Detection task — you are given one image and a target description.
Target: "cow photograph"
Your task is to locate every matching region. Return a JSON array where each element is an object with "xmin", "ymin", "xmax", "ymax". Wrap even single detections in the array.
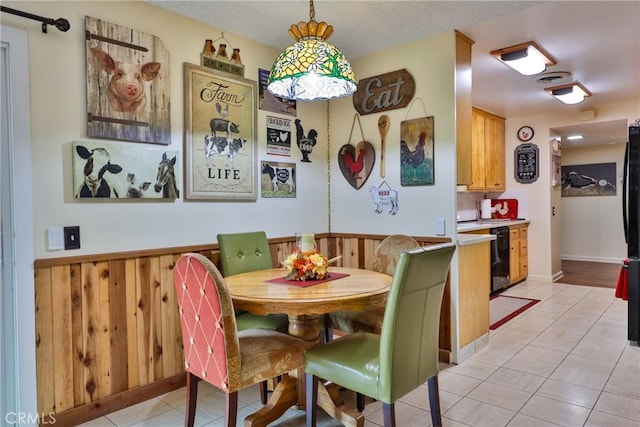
[
  {"xmin": 261, "ymin": 161, "xmax": 296, "ymax": 198},
  {"xmin": 85, "ymin": 16, "xmax": 171, "ymax": 144},
  {"xmin": 184, "ymin": 63, "xmax": 258, "ymax": 200},
  {"xmin": 72, "ymin": 141, "xmax": 179, "ymax": 200}
]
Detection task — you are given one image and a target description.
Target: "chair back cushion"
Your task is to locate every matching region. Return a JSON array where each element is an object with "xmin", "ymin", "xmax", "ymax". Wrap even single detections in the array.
[
  {"xmin": 217, "ymin": 231, "xmax": 274, "ymax": 276},
  {"xmin": 378, "ymin": 243, "xmax": 455, "ymax": 402},
  {"xmin": 174, "ymin": 253, "xmax": 241, "ymax": 391},
  {"xmin": 372, "ymin": 234, "xmax": 420, "ymax": 275}
]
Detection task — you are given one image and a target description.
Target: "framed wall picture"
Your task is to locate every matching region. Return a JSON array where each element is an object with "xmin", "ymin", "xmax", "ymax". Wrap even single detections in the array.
[
  {"xmin": 85, "ymin": 16, "xmax": 171, "ymax": 144},
  {"xmin": 561, "ymin": 162, "xmax": 617, "ymax": 197},
  {"xmin": 184, "ymin": 63, "xmax": 258, "ymax": 200},
  {"xmin": 400, "ymin": 116, "xmax": 434, "ymax": 186},
  {"xmin": 72, "ymin": 140, "xmax": 179, "ymax": 199}
]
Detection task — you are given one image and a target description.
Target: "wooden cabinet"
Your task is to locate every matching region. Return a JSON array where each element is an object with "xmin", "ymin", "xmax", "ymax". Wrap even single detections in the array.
[
  {"xmin": 509, "ymin": 224, "xmax": 529, "ymax": 284},
  {"xmin": 468, "ymin": 107, "xmax": 505, "ymax": 192},
  {"xmin": 458, "ymin": 240, "xmax": 490, "ymax": 348},
  {"xmin": 455, "ymin": 31, "xmax": 474, "ymax": 186}
]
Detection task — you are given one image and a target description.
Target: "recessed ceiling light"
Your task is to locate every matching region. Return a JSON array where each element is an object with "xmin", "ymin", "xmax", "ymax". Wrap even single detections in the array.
[{"xmin": 566, "ymin": 135, "xmax": 584, "ymax": 140}]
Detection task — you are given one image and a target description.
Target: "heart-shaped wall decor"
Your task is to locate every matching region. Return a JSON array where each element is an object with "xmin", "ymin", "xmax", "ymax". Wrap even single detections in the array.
[{"xmin": 338, "ymin": 140, "xmax": 376, "ymax": 190}]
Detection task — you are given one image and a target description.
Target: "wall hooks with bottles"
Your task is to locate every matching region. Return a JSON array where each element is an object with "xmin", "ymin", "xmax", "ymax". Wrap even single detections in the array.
[{"xmin": 200, "ymin": 32, "xmax": 245, "ymax": 76}]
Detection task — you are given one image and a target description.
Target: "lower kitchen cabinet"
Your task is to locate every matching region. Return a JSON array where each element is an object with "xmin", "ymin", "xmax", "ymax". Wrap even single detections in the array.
[
  {"xmin": 510, "ymin": 224, "xmax": 529, "ymax": 284},
  {"xmin": 458, "ymin": 240, "xmax": 490, "ymax": 348}
]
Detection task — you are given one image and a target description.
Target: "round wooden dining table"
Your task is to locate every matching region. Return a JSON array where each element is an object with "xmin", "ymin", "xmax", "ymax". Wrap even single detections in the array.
[{"xmin": 224, "ymin": 266, "xmax": 391, "ymax": 427}]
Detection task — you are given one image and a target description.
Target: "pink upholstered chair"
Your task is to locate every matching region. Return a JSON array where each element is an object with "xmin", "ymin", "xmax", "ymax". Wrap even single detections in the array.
[{"xmin": 174, "ymin": 253, "xmax": 311, "ymax": 427}]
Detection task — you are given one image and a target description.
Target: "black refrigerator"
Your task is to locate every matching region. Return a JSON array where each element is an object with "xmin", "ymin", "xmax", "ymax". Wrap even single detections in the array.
[{"xmin": 623, "ymin": 123, "xmax": 640, "ymax": 344}]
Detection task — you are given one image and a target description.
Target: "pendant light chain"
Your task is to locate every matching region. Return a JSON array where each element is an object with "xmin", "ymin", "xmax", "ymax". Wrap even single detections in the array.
[
  {"xmin": 309, "ymin": 0, "xmax": 315, "ymax": 21},
  {"xmin": 326, "ymin": 101, "xmax": 332, "ymax": 233}
]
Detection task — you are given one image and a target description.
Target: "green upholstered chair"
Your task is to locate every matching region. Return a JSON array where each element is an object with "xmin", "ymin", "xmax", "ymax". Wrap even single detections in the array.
[
  {"xmin": 216, "ymin": 231, "xmax": 290, "ymax": 403},
  {"xmin": 173, "ymin": 253, "xmax": 311, "ymax": 427},
  {"xmin": 216, "ymin": 231, "xmax": 289, "ymax": 332},
  {"xmin": 304, "ymin": 243, "xmax": 456, "ymax": 427}
]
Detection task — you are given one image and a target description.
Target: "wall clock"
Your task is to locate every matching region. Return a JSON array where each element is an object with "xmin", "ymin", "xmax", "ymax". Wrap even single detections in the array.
[{"xmin": 517, "ymin": 126, "xmax": 534, "ymax": 142}]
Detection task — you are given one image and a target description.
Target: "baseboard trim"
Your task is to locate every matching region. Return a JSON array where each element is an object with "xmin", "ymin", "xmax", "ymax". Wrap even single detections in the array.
[
  {"xmin": 552, "ymin": 271, "xmax": 564, "ymax": 282},
  {"xmin": 50, "ymin": 373, "xmax": 186, "ymax": 427},
  {"xmin": 561, "ymin": 256, "xmax": 623, "ymax": 264}
]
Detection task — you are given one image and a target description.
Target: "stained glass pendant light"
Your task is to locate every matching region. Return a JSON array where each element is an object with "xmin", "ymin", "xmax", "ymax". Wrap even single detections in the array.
[{"xmin": 267, "ymin": 0, "xmax": 357, "ymax": 101}]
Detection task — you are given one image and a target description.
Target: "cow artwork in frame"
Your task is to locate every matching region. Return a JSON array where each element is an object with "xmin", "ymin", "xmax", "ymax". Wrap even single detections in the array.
[
  {"xmin": 184, "ymin": 63, "xmax": 258, "ymax": 200},
  {"xmin": 85, "ymin": 16, "xmax": 171, "ymax": 144},
  {"xmin": 72, "ymin": 141, "xmax": 179, "ymax": 199},
  {"xmin": 261, "ymin": 161, "xmax": 296, "ymax": 198}
]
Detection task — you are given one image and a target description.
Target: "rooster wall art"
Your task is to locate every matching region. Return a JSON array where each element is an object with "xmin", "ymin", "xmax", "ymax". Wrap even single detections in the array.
[
  {"xmin": 294, "ymin": 119, "xmax": 317, "ymax": 162},
  {"xmin": 400, "ymin": 116, "xmax": 434, "ymax": 186},
  {"xmin": 338, "ymin": 140, "xmax": 375, "ymax": 190}
]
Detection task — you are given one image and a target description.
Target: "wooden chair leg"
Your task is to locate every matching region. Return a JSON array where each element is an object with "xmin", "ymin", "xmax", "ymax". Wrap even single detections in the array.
[
  {"xmin": 382, "ymin": 403, "xmax": 396, "ymax": 427},
  {"xmin": 356, "ymin": 393, "xmax": 365, "ymax": 411},
  {"xmin": 323, "ymin": 314, "xmax": 333, "ymax": 343},
  {"xmin": 259, "ymin": 380, "xmax": 268, "ymax": 404},
  {"xmin": 225, "ymin": 391, "xmax": 238, "ymax": 427},
  {"xmin": 185, "ymin": 372, "xmax": 199, "ymax": 427},
  {"xmin": 427, "ymin": 376, "xmax": 442, "ymax": 427},
  {"xmin": 305, "ymin": 373, "xmax": 318, "ymax": 426}
]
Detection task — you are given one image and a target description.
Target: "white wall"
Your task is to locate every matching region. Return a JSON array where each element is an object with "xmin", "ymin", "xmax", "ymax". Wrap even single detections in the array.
[
  {"xmin": 505, "ymin": 101, "xmax": 639, "ymax": 280},
  {"xmin": 329, "ymin": 32, "xmax": 458, "ymax": 237},
  {"xmin": 3, "ymin": 0, "xmax": 462, "ymax": 261},
  {"xmin": 561, "ymin": 143, "xmax": 626, "ymax": 263},
  {"xmin": 2, "ymin": 0, "xmax": 328, "ymax": 259}
]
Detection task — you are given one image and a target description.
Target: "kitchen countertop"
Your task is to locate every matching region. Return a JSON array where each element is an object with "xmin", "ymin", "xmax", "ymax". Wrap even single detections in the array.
[
  {"xmin": 455, "ymin": 219, "xmax": 530, "ymax": 246},
  {"xmin": 457, "ymin": 233, "xmax": 495, "ymax": 246},
  {"xmin": 456, "ymin": 219, "xmax": 530, "ymax": 233}
]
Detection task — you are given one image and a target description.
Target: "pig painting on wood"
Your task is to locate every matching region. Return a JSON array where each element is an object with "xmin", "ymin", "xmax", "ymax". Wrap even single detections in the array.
[
  {"xmin": 91, "ymin": 47, "xmax": 161, "ymax": 116},
  {"xmin": 86, "ymin": 16, "xmax": 171, "ymax": 144}
]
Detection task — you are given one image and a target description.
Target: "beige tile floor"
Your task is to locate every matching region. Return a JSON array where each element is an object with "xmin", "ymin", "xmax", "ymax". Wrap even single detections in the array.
[{"xmin": 80, "ymin": 279, "xmax": 639, "ymax": 426}]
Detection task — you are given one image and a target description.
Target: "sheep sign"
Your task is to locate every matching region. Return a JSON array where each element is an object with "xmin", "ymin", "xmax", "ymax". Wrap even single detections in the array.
[
  {"xmin": 85, "ymin": 16, "xmax": 171, "ymax": 144},
  {"xmin": 370, "ymin": 181, "xmax": 399, "ymax": 215}
]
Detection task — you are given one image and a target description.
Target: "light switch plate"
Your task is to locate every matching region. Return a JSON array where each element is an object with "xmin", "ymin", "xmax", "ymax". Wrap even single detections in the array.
[
  {"xmin": 47, "ymin": 227, "xmax": 64, "ymax": 251},
  {"xmin": 436, "ymin": 218, "xmax": 446, "ymax": 236}
]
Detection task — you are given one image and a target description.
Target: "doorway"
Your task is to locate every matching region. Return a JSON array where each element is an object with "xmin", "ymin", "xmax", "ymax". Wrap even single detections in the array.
[
  {"xmin": 551, "ymin": 119, "xmax": 628, "ymax": 286},
  {"xmin": 1, "ymin": 24, "xmax": 37, "ymax": 421}
]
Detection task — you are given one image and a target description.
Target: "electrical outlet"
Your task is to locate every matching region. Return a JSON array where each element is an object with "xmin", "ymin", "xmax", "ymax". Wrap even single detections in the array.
[
  {"xmin": 436, "ymin": 218, "xmax": 446, "ymax": 236},
  {"xmin": 64, "ymin": 226, "xmax": 81, "ymax": 250}
]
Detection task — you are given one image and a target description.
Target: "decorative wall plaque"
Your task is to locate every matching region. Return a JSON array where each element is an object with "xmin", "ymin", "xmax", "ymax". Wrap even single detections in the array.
[
  {"xmin": 352, "ymin": 69, "xmax": 415, "ymax": 115},
  {"xmin": 514, "ymin": 143, "xmax": 539, "ymax": 183}
]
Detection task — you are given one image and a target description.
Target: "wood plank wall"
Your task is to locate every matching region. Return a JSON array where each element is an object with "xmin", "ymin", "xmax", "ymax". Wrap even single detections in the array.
[{"xmin": 34, "ymin": 233, "xmax": 450, "ymax": 426}]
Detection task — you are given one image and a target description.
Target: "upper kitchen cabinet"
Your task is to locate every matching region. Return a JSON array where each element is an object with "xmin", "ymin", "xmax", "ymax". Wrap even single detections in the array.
[
  {"xmin": 468, "ymin": 107, "xmax": 505, "ymax": 192},
  {"xmin": 456, "ymin": 31, "xmax": 474, "ymax": 186}
]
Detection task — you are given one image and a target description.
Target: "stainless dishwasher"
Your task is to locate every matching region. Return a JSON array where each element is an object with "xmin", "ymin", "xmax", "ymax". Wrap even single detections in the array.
[{"xmin": 490, "ymin": 227, "xmax": 510, "ymax": 293}]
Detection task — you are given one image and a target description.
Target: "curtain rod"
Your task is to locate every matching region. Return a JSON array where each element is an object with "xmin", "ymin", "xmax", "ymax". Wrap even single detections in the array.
[{"xmin": 1, "ymin": 6, "xmax": 70, "ymax": 33}]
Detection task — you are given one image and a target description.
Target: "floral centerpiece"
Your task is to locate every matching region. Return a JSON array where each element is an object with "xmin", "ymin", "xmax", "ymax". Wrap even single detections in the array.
[{"xmin": 283, "ymin": 251, "xmax": 329, "ymax": 281}]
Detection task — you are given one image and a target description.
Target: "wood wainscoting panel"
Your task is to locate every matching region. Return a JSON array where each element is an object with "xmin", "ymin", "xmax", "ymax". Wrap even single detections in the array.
[
  {"xmin": 35, "ymin": 265, "xmax": 55, "ymax": 414},
  {"xmin": 34, "ymin": 233, "xmax": 450, "ymax": 425}
]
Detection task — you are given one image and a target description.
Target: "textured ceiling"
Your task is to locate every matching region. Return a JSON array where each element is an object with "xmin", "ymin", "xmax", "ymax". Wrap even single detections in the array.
[
  {"xmin": 147, "ymin": 0, "xmax": 639, "ymax": 146},
  {"xmin": 147, "ymin": 1, "xmax": 540, "ymax": 59}
]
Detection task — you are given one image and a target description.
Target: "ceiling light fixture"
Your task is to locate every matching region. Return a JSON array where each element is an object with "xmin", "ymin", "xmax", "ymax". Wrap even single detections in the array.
[
  {"xmin": 266, "ymin": 0, "xmax": 357, "ymax": 101},
  {"xmin": 566, "ymin": 135, "xmax": 584, "ymax": 140},
  {"xmin": 490, "ymin": 41, "xmax": 556, "ymax": 76},
  {"xmin": 545, "ymin": 82, "xmax": 592, "ymax": 105}
]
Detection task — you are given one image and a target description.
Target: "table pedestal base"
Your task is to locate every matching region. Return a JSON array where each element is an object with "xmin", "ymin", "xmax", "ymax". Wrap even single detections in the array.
[{"xmin": 244, "ymin": 376, "xmax": 363, "ymax": 427}]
